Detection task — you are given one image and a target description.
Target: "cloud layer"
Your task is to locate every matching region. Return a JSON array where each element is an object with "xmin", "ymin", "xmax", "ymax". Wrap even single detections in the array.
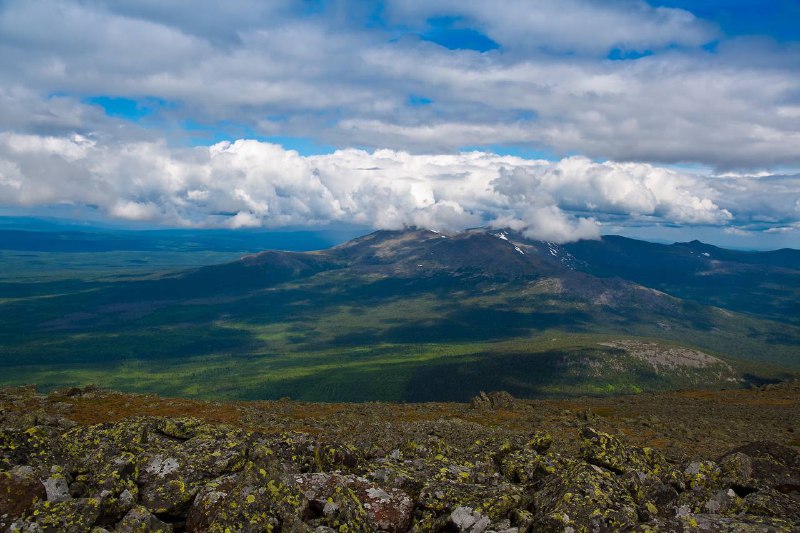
[
  {"xmin": 5, "ymin": 133, "xmax": 794, "ymax": 243},
  {"xmin": 0, "ymin": 1, "xmax": 799, "ymax": 243},
  {"xmin": 0, "ymin": 0, "xmax": 799, "ymax": 169}
]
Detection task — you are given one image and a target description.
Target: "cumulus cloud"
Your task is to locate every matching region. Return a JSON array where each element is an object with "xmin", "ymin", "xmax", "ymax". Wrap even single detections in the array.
[
  {"xmin": 0, "ymin": 1, "xmax": 799, "ymax": 241},
  {"xmin": 0, "ymin": 134, "xmax": 788, "ymax": 243},
  {"xmin": 110, "ymin": 200, "xmax": 161, "ymax": 221},
  {"xmin": 0, "ymin": 0, "xmax": 798, "ymax": 168},
  {"xmin": 492, "ymin": 206, "xmax": 601, "ymax": 242}
]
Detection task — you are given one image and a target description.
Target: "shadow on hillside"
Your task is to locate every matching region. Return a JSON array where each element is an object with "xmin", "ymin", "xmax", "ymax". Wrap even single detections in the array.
[
  {"xmin": 0, "ymin": 321, "xmax": 262, "ymax": 368},
  {"xmin": 228, "ymin": 346, "xmax": 676, "ymax": 402},
  {"xmin": 309, "ymin": 305, "xmax": 596, "ymax": 348}
]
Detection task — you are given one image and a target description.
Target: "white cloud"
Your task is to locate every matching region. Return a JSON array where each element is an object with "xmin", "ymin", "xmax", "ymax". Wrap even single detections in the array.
[
  {"xmin": 0, "ymin": 0, "xmax": 798, "ymax": 169},
  {"xmin": 226, "ymin": 211, "xmax": 262, "ymax": 229},
  {"xmin": 1, "ymin": 134, "xmax": 790, "ymax": 243},
  {"xmin": 110, "ymin": 200, "xmax": 161, "ymax": 221},
  {"xmin": 493, "ymin": 205, "xmax": 601, "ymax": 242},
  {"xmin": 490, "ymin": 156, "xmax": 731, "ymax": 226},
  {"xmin": 387, "ymin": 0, "xmax": 716, "ymax": 54},
  {"xmin": 0, "ymin": 1, "xmax": 798, "ymax": 240}
]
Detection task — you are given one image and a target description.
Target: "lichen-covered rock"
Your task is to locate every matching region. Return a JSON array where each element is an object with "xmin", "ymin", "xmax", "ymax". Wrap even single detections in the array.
[
  {"xmin": 116, "ymin": 505, "xmax": 173, "ymax": 532},
  {"xmin": 1, "ymin": 386, "xmax": 799, "ymax": 531},
  {"xmin": 0, "ymin": 426, "xmax": 60, "ymax": 471},
  {"xmin": 683, "ymin": 460, "xmax": 721, "ymax": 491},
  {"xmin": 702, "ymin": 488, "xmax": 742, "ymax": 515},
  {"xmin": 256, "ymin": 433, "xmax": 364, "ymax": 474},
  {"xmin": 296, "ymin": 472, "xmax": 413, "ymax": 533},
  {"xmin": 508, "ymin": 509, "xmax": 534, "ymax": 532},
  {"xmin": 137, "ymin": 431, "xmax": 248, "ymax": 515},
  {"xmin": 185, "ymin": 470, "xmax": 309, "ymax": 533},
  {"xmin": 645, "ymin": 512, "xmax": 797, "ymax": 532},
  {"xmin": 498, "ymin": 448, "xmax": 560, "ymax": 485},
  {"xmin": 366, "ymin": 459, "xmax": 422, "ymax": 494},
  {"xmin": 677, "ymin": 460, "xmax": 725, "ymax": 514},
  {"xmin": 10, "ymin": 497, "xmax": 102, "ymax": 532},
  {"xmin": 622, "ymin": 470, "xmax": 679, "ymax": 521},
  {"xmin": 525, "ymin": 432, "xmax": 552, "ymax": 454},
  {"xmin": 740, "ymin": 487, "xmax": 800, "ymax": 523},
  {"xmin": 718, "ymin": 451, "xmax": 753, "ymax": 490},
  {"xmin": 155, "ymin": 417, "xmax": 210, "ymax": 441},
  {"xmin": 368, "ymin": 431, "xmax": 506, "ymax": 495},
  {"xmin": 532, "ymin": 460, "xmax": 638, "ymax": 532},
  {"xmin": 580, "ymin": 427, "xmax": 665, "ymax": 476},
  {"xmin": 719, "ymin": 441, "xmax": 800, "ymax": 493},
  {"xmin": 0, "ymin": 465, "xmax": 47, "ymax": 529},
  {"xmin": 415, "ymin": 480, "xmax": 530, "ymax": 531},
  {"xmin": 470, "ymin": 392, "xmax": 514, "ymax": 410},
  {"xmin": 315, "ymin": 488, "xmax": 371, "ymax": 531},
  {"xmin": 42, "ymin": 467, "xmax": 70, "ymax": 503}
]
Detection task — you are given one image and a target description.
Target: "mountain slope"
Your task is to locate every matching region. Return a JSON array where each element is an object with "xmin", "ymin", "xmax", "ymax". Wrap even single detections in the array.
[
  {"xmin": 0, "ymin": 227, "xmax": 798, "ymax": 401},
  {"xmin": 560, "ymin": 235, "xmax": 800, "ymax": 324}
]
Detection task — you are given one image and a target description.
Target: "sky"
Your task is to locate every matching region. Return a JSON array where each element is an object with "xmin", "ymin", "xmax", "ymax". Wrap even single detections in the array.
[{"xmin": 0, "ymin": 0, "xmax": 799, "ymax": 248}]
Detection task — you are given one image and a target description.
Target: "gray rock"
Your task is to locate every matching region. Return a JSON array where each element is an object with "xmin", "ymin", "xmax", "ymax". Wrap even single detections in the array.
[
  {"xmin": 42, "ymin": 473, "xmax": 70, "ymax": 503},
  {"xmin": 116, "ymin": 505, "xmax": 173, "ymax": 532},
  {"xmin": 703, "ymin": 488, "xmax": 741, "ymax": 515},
  {"xmin": 449, "ymin": 506, "xmax": 491, "ymax": 533}
]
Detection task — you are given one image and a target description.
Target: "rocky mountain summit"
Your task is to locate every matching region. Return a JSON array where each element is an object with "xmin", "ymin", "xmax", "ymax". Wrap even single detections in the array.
[{"xmin": 1, "ymin": 384, "xmax": 799, "ymax": 532}]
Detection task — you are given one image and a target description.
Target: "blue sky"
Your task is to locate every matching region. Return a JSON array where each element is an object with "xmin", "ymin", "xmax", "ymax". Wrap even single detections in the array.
[
  {"xmin": 657, "ymin": 1, "xmax": 800, "ymax": 41},
  {"xmin": 0, "ymin": 0, "xmax": 799, "ymax": 247}
]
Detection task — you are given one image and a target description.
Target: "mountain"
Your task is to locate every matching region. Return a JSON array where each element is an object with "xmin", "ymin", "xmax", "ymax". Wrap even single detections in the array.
[
  {"xmin": 0, "ymin": 227, "xmax": 798, "ymax": 401},
  {"xmin": 562, "ymin": 235, "xmax": 800, "ymax": 324}
]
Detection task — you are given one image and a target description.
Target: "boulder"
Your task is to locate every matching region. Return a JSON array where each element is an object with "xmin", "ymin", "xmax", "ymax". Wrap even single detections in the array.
[
  {"xmin": 644, "ymin": 512, "xmax": 796, "ymax": 532},
  {"xmin": 719, "ymin": 441, "xmax": 800, "ymax": 493},
  {"xmin": 719, "ymin": 451, "xmax": 753, "ymax": 491},
  {"xmin": 414, "ymin": 480, "xmax": 530, "ymax": 531},
  {"xmin": 741, "ymin": 487, "xmax": 800, "ymax": 523},
  {"xmin": 254, "ymin": 433, "xmax": 364, "ymax": 474},
  {"xmin": 136, "ymin": 431, "xmax": 248, "ymax": 515},
  {"xmin": 296, "ymin": 472, "xmax": 413, "ymax": 533},
  {"xmin": 677, "ymin": 460, "xmax": 725, "ymax": 514},
  {"xmin": 9, "ymin": 497, "xmax": 102, "ymax": 532},
  {"xmin": 448, "ymin": 506, "xmax": 491, "ymax": 532},
  {"xmin": 0, "ymin": 466, "xmax": 47, "ymax": 529},
  {"xmin": 580, "ymin": 427, "xmax": 665, "ymax": 476},
  {"xmin": 186, "ymin": 470, "xmax": 309, "ymax": 533},
  {"xmin": 116, "ymin": 505, "xmax": 173, "ymax": 532},
  {"xmin": 532, "ymin": 460, "xmax": 638, "ymax": 532},
  {"xmin": 470, "ymin": 391, "xmax": 514, "ymax": 410},
  {"xmin": 0, "ymin": 426, "xmax": 60, "ymax": 470},
  {"xmin": 498, "ymin": 448, "xmax": 560, "ymax": 485}
]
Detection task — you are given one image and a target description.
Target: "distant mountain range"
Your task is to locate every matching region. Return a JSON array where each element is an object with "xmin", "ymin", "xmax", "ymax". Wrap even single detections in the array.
[{"xmin": 0, "ymin": 226, "xmax": 798, "ymax": 401}]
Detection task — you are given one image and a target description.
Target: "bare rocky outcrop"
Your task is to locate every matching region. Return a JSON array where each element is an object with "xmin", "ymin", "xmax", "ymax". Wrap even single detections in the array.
[{"xmin": 470, "ymin": 391, "xmax": 515, "ymax": 410}]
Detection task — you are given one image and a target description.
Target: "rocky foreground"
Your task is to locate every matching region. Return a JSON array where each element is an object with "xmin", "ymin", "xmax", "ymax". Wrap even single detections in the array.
[{"xmin": 0, "ymin": 384, "xmax": 799, "ymax": 532}]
